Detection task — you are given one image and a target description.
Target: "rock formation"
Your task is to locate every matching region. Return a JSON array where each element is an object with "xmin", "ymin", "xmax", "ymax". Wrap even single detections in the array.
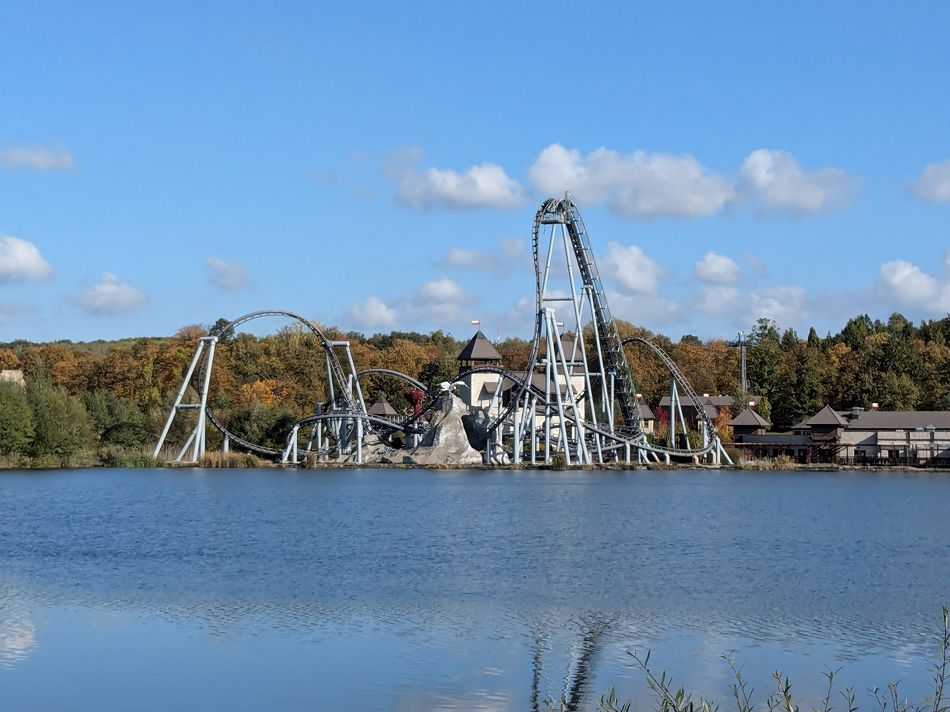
[{"xmin": 404, "ymin": 392, "xmax": 484, "ymax": 466}]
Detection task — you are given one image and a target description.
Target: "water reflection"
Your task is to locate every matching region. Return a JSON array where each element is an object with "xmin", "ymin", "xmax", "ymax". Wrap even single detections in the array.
[
  {"xmin": 0, "ymin": 602, "xmax": 36, "ymax": 668},
  {"xmin": 531, "ymin": 614, "xmax": 613, "ymax": 711},
  {"xmin": 0, "ymin": 582, "xmax": 944, "ymax": 711},
  {"xmin": 0, "ymin": 467, "xmax": 948, "ymax": 709}
]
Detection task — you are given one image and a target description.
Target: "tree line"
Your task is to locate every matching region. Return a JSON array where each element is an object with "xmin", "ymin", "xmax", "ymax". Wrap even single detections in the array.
[{"xmin": 1, "ymin": 312, "xmax": 948, "ymax": 464}]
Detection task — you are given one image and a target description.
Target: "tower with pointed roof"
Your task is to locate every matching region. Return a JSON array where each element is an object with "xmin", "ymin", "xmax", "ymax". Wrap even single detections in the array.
[{"xmin": 455, "ymin": 330, "xmax": 505, "ymax": 412}]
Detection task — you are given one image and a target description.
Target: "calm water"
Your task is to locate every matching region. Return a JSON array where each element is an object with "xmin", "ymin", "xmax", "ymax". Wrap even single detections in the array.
[{"xmin": 1, "ymin": 468, "xmax": 948, "ymax": 711}]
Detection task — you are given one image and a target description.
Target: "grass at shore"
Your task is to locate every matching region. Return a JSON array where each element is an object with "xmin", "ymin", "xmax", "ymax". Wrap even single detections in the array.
[
  {"xmin": 562, "ymin": 608, "xmax": 950, "ymax": 712},
  {"xmin": 196, "ymin": 451, "xmax": 265, "ymax": 468}
]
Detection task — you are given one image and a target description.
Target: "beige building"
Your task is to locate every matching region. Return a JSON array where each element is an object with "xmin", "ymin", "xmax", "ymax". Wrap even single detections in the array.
[
  {"xmin": 732, "ymin": 403, "xmax": 950, "ymax": 465},
  {"xmin": 836, "ymin": 408, "xmax": 950, "ymax": 464},
  {"xmin": 455, "ymin": 331, "xmax": 589, "ymax": 428},
  {"xmin": 0, "ymin": 369, "xmax": 25, "ymax": 388},
  {"xmin": 455, "ymin": 330, "xmax": 505, "ymax": 414}
]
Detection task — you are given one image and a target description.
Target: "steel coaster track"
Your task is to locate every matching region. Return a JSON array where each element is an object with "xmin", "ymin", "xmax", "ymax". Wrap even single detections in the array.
[
  {"xmin": 621, "ymin": 337, "xmax": 718, "ymax": 454},
  {"xmin": 475, "ymin": 196, "xmax": 717, "ymax": 460},
  {"xmin": 560, "ymin": 198, "xmax": 642, "ymax": 435},
  {"xmin": 198, "ymin": 310, "xmax": 359, "ymax": 457},
  {"xmin": 355, "ymin": 368, "xmax": 441, "ymax": 433},
  {"xmin": 472, "ymin": 356, "xmax": 715, "ymax": 459},
  {"xmin": 185, "ymin": 206, "xmax": 719, "ymax": 461}
]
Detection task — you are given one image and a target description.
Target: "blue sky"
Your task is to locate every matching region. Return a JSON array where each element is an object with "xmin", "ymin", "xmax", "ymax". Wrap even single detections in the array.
[{"xmin": 1, "ymin": 1, "xmax": 949, "ymax": 343}]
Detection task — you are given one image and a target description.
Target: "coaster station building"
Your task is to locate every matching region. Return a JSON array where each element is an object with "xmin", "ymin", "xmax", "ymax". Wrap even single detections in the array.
[{"xmin": 729, "ymin": 404, "xmax": 950, "ymax": 465}]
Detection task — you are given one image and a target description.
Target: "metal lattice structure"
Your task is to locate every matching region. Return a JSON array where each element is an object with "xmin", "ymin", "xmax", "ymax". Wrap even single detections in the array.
[
  {"xmin": 461, "ymin": 193, "xmax": 731, "ymax": 466},
  {"xmin": 155, "ymin": 195, "xmax": 731, "ymax": 467}
]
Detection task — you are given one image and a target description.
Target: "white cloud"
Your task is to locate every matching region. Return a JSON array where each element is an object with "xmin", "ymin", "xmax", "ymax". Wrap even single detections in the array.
[
  {"xmin": 416, "ymin": 277, "xmax": 468, "ymax": 303},
  {"xmin": 411, "ymin": 277, "xmax": 477, "ymax": 325},
  {"xmin": 695, "ymin": 285, "xmax": 740, "ymax": 318},
  {"xmin": 1, "ymin": 144, "xmax": 75, "ymax": 171},
  {"xmin": 440, "ymin": 247, "xmax": 482, "ymax": 270},
  {"xmin": 739, "ymin": 149, "xmax": 860, "ymax": 215},
  {"xmin": 911, "ymin": 159, "xmax": 950, "ymax": 203},
  {"xmin": 72, "ymin": 273, "xmax": 147, "ymax": 315},
  {"xmin": 394, "ymin": 160, "xmax": 524, "ymax": 210},
  {"xmin": 746, "ymin": 253, "xmax": 769, "ymax": 277},
  {"xmin": 344, "ymin": 277, "xmax": 477, "ymax": 332},
  {"xmin": 746, "ymin": 285, "xmax": 808, "ymax": 326},
  {"xmin": 438, "ymin": 238, "xmax": 527, "ymax": 277},
  {"xmin": 494, "ymin": 296, "xmax": 537, "ymax": 335},
  {"xmin": 346, "ymin": 296, "xmax": 398, "ymax": 329},
  {"xmin": 876, "ymin": 260, "xmax": 950, "ymax": 312},
  {"xmin": 600, "ymin": 242, "xmax": 662, "ymax": 294},
  {"xmin": 608, "ymin": 290, "xmax": 683, "ymax": 328},
  {"xmin": 694, "ymin": 251, "xmax": 740, "ymax": 285},
  {"xmin": 0, "ymin": 236, "xmax": 53, "ymax": 282},
  {"xmin": 206, "ymin": 257, "xmax": 249, "ymax": 290},
  {"xmin": 528, "ymin": 143, "xmax": 736, "ymax": 218}
]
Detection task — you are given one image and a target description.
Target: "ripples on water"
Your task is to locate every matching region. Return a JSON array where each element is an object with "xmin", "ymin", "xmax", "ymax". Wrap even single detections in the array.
[{"xmin": 0, "ymin": 468, "xmax": 948, "ymax": 710}]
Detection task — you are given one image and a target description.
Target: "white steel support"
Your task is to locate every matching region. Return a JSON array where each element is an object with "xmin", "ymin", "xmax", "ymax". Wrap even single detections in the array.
[
  {"xmin": 153, "ymin": 336, "xmax": 218, "ymax": 463},
  {"xmin": 513, "ymin": 395, "xmax": 521, "ymax": 465},
  {"xmin": 192, "ymin": 338, "xmax": 217, "ymax": 463}
]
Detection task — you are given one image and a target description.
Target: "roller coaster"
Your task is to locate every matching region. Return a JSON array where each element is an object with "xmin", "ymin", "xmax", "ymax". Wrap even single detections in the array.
[{"xmin": 154, "ymin": 194, "xmax": 731, "ymax": 467}]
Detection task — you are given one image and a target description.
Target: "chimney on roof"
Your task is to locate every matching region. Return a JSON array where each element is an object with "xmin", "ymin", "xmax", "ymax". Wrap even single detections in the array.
[
  {"xmin": 849, "ymin": 406, "xmax": 864, "ymax": 419},
  {"xmin": 702, "ymin": 393, "xmax": 710, "ymax": 398},
  {"xmin": 870, "ymin": 402, "xmax": 880, "ymax": 410}
]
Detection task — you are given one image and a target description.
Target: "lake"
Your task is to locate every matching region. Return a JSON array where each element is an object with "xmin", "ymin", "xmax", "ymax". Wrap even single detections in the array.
[{"xmin": 1, "ymin": 468, "xmax": 948, "ymax": 710}]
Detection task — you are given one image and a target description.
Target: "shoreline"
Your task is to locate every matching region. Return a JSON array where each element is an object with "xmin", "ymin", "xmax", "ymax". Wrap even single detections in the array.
[{"xmin": 3, "ymin": 460, "xmax": 950, "ymax": 473}]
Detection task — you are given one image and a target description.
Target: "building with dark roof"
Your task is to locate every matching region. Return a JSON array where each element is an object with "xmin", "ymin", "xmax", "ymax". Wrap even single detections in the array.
[
  {"xmin": 730, "ymin": 404, "xmax": 950, "ymax": 465},
  {"xmin": 838, "ymin": 408, "xmax": 950, "ymax": 464},
  {"xmin": 657, "ymin": 393, "xmax": 762, "ymax": 425},
  {"xmin": 368, "ymin": 395, "xmax": 400, "ymax": 419},
  {"xmin": 456, "ymin": 331, "xmax": 502, "ymax": 369},
  {"xmin": 635, "ymin": 396, "xmax": 656, "ymax": 434},
  {"xmin": 729, "ymin": 408, "xmax": 770, "ymax": 437},
  {"xmin": 455, "ymin": 330, "xmax": 506, "ymax": 415}
]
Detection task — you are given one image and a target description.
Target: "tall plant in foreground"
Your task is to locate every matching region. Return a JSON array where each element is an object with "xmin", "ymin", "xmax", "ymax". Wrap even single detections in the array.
[{"xmin": 592, "ymin": 608, "xmax": 949, "ymax": 712}]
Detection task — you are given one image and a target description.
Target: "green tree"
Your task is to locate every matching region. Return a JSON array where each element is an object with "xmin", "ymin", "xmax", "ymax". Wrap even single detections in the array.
[
  {"xmin": 0, "ymin": 384, "xmax": 34, "ymax": 455},
  {"xmin": 747, "ymin": 319, "xmax": 782, "ymax": 404},
  {"xmin": 83, "ymin": 391, "xmax": 149, "ymax": 448},
  {"xmin": 839, "ymin": 314, "xmax": 877, "ymax": 349},
  {"xmin": 27, "ymin": 380, "xmax": 96, "ymax": 463},
  {"xmin": 771, "ymin": 344, "xmax": 828, "ymax": 428},
  {"xmin": 419, "ymin": 351, "xmax": 460, "ymax": 391},
  {"xmin": 209, "ymin": 317, "xmax": 235, "ymax": 344}
]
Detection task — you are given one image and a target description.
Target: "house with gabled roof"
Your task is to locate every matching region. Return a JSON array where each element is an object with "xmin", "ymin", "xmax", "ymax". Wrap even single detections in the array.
[
  {"xmin": 727, "ymin": 408, "xmax": 812, "ymax": 462},
  {"xmin": 730, "ymin": 403, "xmax": 950, "ymax": 465},
  {"xmin": 805, "ymin": 405, "xmax": 850, "ymax": 462},
  {"xmin": 635, "ymin": 396, "xmax": 656, "ymax": 435},
  {"xmin": 837, "ymin": 407, "xmax": 950, "ymax": 464},
  {"xmin": 368, "ymin": 395, "xmax": 400, "ymax": 420},
  {"xmin": 657, "ymin": 393, "xmax": 762, "ymax": 425},
  {"xmin": 729, "ymin": 408, "xmax": 770, "ymax": 437}
]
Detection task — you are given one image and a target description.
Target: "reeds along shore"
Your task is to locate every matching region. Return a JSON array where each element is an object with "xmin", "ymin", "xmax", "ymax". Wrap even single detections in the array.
[{"xmin": 561, "ymin": 608, "xmax": 950, "ymax": 712}]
